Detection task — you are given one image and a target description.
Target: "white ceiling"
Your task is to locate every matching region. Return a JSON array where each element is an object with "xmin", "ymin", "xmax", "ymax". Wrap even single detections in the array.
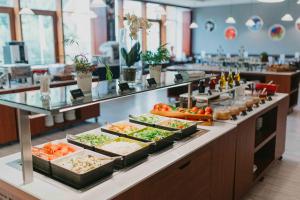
[{"xmin": 141, "ymin": 0, "xmax": 257, "ymax": 8}]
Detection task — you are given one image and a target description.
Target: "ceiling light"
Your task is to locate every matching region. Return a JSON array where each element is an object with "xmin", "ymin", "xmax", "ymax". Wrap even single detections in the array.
[
  {"xmin": 190, "ymin": 22, "xmax": 198, "ymax": 29},
  {"xmin": 246, "ymin": 18, "xmax": 255, "ymax": 27},
  {"xmin": 90, "ymin": 0, "xmax": 107, "ymax": 7},
  {"xmin": 297, "ymin": 0, "xmax": 300, "ymax": 4},
  {"xmin": 257, "ymin": 0, "xmax": 285, "ymax": 3},
  {"xmin": 226, "ymin": 17, "xmax": 236, "ymax": 24},
  {"xmin": 281, "ymin": 13, "xmax": 294, "ymax": 21},
  {"xmin": 19, "ymin": 8, "xmax": 35, "ymax": 15}
]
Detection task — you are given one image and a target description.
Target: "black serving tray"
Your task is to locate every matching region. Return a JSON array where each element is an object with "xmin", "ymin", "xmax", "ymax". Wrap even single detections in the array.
[
  {"xmin": 51, "ymin": 150, "xmax": 115, "ymax": 189},
  {"xmin": 94, "ymin": 139, "xmax": 150, "ymax": 169},
  {"xmin": 32, "ymin": 140, "xmax": 82, "ymax": 175},
  {"xmin": 66, "ymin": 131, "xmax": 118, "ymax": 151},
  {"xmin": 102, "ymin": 127, "xmax": 176, "ymax": 153},
  {"xmin": 129, "ymin": 116, "xmax": 197, "ymax": 140}
]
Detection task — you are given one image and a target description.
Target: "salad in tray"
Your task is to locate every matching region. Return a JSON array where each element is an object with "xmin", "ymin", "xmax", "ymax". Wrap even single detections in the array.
[
  {"xmin": 32, "ymin": 142, "xmax": 78, "ymax": 161},
  {"xmin": 70, "ymin": 132, "xmax": 115, "ymax": 147},
  {"xmin": 105, "ymin": 122, "xmax": 144, "ymax": 134},
  {"xmin": 128, "ymin": 127, "xmax": 174, "ymax": 142},
  {"xmin": 54, "ymin": 151, "xmax": 113, "ymax": 174},
  {"xmin": 130, "ymin": 114, "xmax": 163, "ymax": 124},
  {"xmin": 157, "ymin": 119, "xmax": 193, "ymax": 130},
  {"xmin": 96, "ymin": 137, "xmax": 148, "ymax": 156}
]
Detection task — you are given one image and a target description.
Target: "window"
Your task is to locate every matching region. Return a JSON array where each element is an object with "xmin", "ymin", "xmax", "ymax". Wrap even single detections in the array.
[
  {"xmin": 0, "ymin": 0, "xmax": 13, "ymax": 7},
  {"xmin": 147, "ymin": 3, "xmax": 163, "ymax": 20},
  {"xmin": 0, "ymin": 13, "xmax": 11, "ymax": 63},
  {"xmin": 20, "ymin": 0, "xmax": 56, "ymax": 11},
  {"xmin": 123, "ymin": 0, "xmax": 141, "ymax": 17},
  {"xmin": 21, "ymin": 15, "xmax": 56, "ymax": 64},
  {"xmin": 165, "ymin": 6, "xmax": 191, "ymax": 60},
  {"xmin": 62, "ymin": 0, "xmax": 92, "ymax": 63},
  {"xmin": 147, "ymin": 21, "xmax": 160, "ymax": 51}
]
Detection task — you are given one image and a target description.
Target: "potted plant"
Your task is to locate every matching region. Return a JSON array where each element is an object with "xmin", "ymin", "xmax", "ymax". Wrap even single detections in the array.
[
  {"xmin": 74, "ymin": 54, "xmax": 95, "ymax": 93},
  {"xmin": 120, "ymin": 13, "xmax": 151, "ymax": 82},
  {"xmin": 121, "ymin": 42, "xmax": 142, "ymax": 82},
  {"xmin": 260, "ymin": 52, "xmax": 268, "ymax": 63},
  {"xmin": 141, "ymin": 44, "xmax": 170, "ymax": 83}
]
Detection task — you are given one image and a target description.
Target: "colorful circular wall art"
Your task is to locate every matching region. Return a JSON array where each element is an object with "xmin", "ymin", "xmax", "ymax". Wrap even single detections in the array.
[
  {"xmin": 268, "ymin": 24, "xmax": 286, "ymax": 41},
  {"xmin": 248, "ymin": 16, "xmax": 264, "ymax": 32},
  {"xmin": 295, "ymin": 18, "xmax": 300, "ymax": 32},
  {"xmin": 224, "ymin": 26, "xmax": 237, "ymax": 40},
  {"xmin": 204, "ymin": 20, "xmax": 216, "ymax": 32}
]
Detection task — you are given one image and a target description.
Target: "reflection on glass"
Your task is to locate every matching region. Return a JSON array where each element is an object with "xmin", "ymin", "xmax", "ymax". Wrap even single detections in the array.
[
  {"xmin": 21, "ymin": 15, "xmax": 55, "ymax": 65},
  {"xmin": 0, "ymin": 13, "xmax": 11, "ymax": 63}
]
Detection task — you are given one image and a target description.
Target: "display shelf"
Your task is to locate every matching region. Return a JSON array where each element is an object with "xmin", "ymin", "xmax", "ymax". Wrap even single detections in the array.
[
  {"xmin": 179, "ymin": 82, "xmax": 253, "ymax": 101},
  {"xmin": 253, "ymin": 138, "xmax": 276, "ymax": 180},
  {"xmin": 254, "ymin": 133, "xmax": 276, "ymax": 153},
  {"xmin": 255, "ymin": 107, "xmax": 277, "ymax": 148},
  {"xmin": 0, "ymin": 73, "xmax": 210, "ymax": 115}
]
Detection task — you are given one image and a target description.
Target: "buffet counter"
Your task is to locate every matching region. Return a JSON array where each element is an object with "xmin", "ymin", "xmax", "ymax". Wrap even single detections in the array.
[
  {"xmin": 0, "ymin": 93, "xmax": 289, "ymax": 200},
  {"xmin": 0, "ymin": 122, "xmax": 234, "ymax": 200}
]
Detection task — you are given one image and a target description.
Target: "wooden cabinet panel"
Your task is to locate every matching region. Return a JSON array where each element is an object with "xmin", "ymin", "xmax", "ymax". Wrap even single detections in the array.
[
  {"xmin": 265, "ymin": 75, "xmax": 291, "ymax": 93},
  {"xmin": 211, "ymin": 129, "xmax": 237, "ymax": 200},
  {"xmin": 234, "ymin": 119, "xmax": 256, "ymax": 200},
  {"xmin": 0, "ymin": 105, "xmax": 18, "ymax": 144},
  {"xmin": 114, "ymin": 145, "xmax": 212, "ymax": 200},
  {"xmin": 275, "ymin": 96, "xmax": 289, "ymax": 159}
]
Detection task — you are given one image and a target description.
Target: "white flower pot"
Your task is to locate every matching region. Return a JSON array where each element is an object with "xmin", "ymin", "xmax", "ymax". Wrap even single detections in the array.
[
  {"xmin": 77, "ymin": 72, "xmax": 92, "ymax": 93},
  {"xmin": 149, "ymin": 65, "xmax": 162, "ymax": 84}
]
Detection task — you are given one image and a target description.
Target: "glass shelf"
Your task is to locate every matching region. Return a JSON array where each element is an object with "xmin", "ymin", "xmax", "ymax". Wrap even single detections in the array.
[{"xmin": 0, "ymin": 72, "xmax": 210, "ymax": 115}]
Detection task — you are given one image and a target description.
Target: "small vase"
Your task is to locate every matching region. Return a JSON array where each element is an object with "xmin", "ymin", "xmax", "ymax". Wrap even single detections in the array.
[
  {"xmin": 149, "ymin": 65, "xmax": 162, "ymax": 84},
  {"xmin": 122, "ymin": 67, "xmax": 136, "ymax": 82},
  {"xmin": 77, "ymin": 72, "xmax": 92, "ymax": 93}
]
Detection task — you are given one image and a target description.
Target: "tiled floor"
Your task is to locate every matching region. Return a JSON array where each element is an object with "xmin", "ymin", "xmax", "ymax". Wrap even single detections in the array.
[{"xmin": 0, "ymin": 88, "xmax": 299, "ymax": 199}]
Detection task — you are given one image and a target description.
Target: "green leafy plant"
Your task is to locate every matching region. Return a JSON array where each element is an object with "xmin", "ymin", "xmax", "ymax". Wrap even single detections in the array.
[
  {"xmin": 260, "ymin": 52, "xmax": 268, "ymax": 63},
  {"xmin": 73, "ymin": 54, "xmax": 95, "ymax": 74},
  {"xmin": 141, "ymin": 44, "xmax": 170, "ymax": 65},
  {"xmin": 98, "ymin": 58, "xmax": 113, "ymax": 81},
  {"xmin": 121, "ymin": 42, "xmax": 141, "ymax": 67}
]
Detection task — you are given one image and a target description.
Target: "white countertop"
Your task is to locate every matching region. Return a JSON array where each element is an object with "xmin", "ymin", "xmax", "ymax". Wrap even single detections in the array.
[{"xmin": 0, "ymin": 122, "xmax": 236, "ymax": 200}]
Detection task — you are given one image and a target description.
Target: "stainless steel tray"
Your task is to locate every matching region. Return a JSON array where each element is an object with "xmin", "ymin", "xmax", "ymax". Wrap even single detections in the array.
[
  {"xmin": 32, "ymin": 140, "xmax": 82, "ymax": 175},
  {"xmin": 51, "ymin": 150, "xmax": 115, "ymax": 189}
]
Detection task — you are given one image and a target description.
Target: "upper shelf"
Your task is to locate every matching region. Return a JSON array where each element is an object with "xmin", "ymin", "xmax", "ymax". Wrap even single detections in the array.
[{"xmin": 0, "ymin": 72, "xmax": 210, "ymax": 115}]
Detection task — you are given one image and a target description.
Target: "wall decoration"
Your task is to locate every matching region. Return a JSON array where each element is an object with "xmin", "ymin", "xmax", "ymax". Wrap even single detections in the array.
[
  {"xmin": 248, "ymin": 16, "xmax": 264, "ymax": 32},
  {"xmin": 224, "ymin": 26, "xmax": 238, "ymax": 40},
  {"xmin": 268, "ymin": 24, "xmax": 286, "ymax": 41},
  {"xmin": 296, "ymin": 18, "xmax": 300, "ymax": 32},
  {"xmin": 204, "ymin": 20, "xmax": 216, "ymax": 32}
]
